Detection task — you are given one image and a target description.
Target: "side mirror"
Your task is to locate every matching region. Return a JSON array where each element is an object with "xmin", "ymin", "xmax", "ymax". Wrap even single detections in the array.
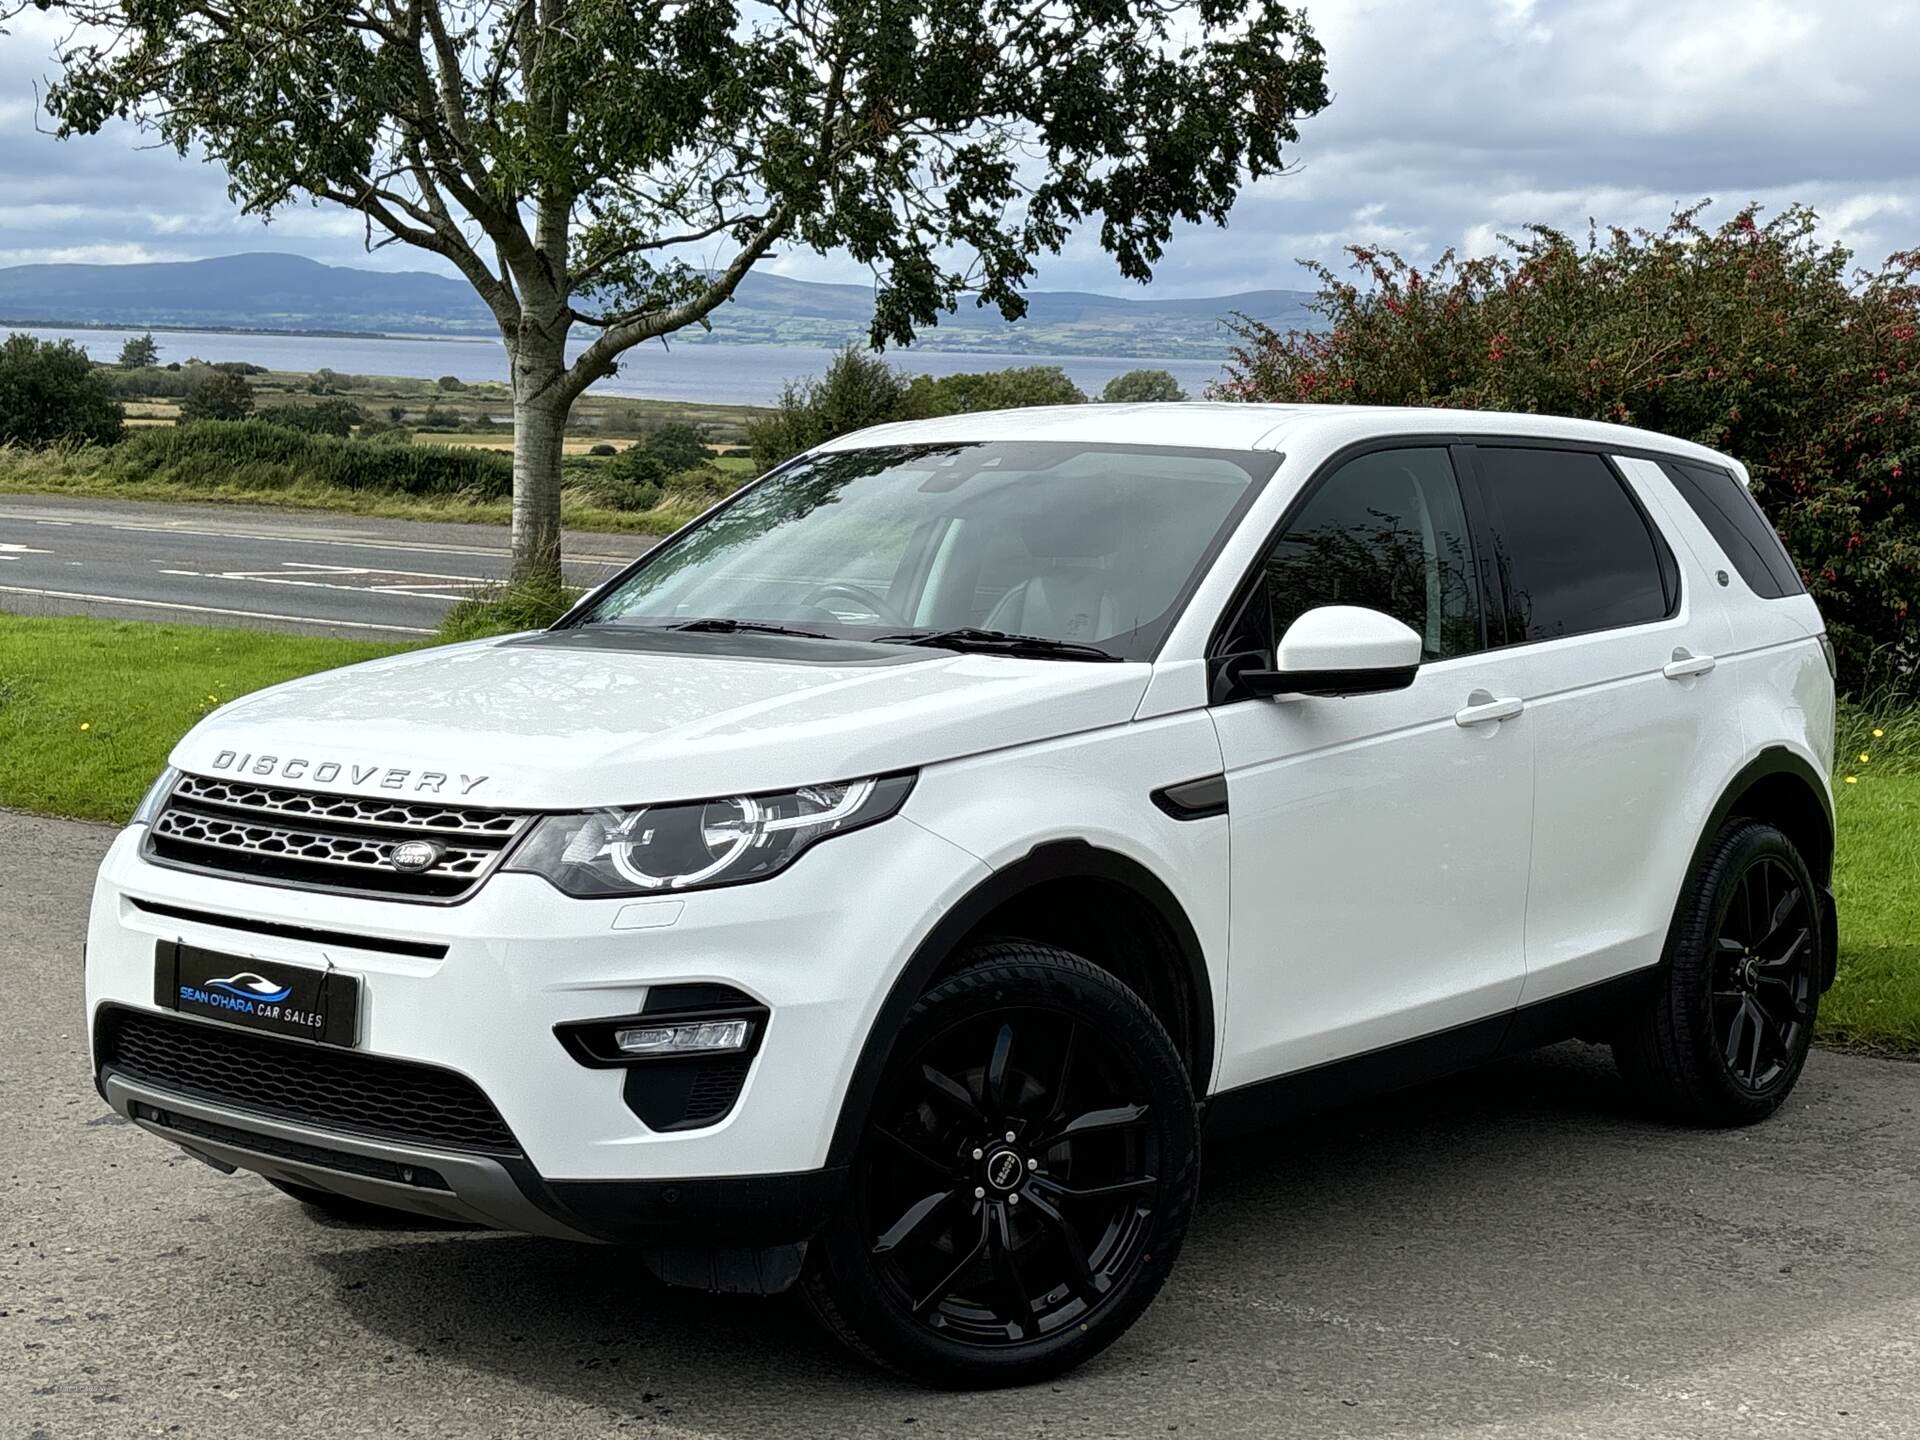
[{"xmin": 1243, "ymin": 605, "xmax": 1422, "ymax": 698}]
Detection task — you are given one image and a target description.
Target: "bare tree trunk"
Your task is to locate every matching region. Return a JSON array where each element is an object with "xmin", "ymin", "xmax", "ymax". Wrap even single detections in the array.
[{"xmin": 508, "ymin": 345, "xmax": 568, "ymax": 591}]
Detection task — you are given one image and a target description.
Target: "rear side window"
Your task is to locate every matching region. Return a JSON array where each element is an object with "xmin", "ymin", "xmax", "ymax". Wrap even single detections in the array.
[
  {"xmin": 1472, "ymin": 446, "xmax": 1676, "ymax": 643},
  {"xmin": 1656, "ymin": 459, "xmax": 1805, "ymax": 599}
]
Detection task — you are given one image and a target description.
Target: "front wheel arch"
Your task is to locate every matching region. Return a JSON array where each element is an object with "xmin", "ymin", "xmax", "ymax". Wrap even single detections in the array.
[{"xmin": 825, "ymin": 840, "xmax": 1214, "ymax": 1169}]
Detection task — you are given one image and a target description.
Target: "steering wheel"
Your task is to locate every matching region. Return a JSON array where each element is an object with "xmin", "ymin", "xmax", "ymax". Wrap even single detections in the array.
[{"xmin": 800, "ymin": 581, "xmax": 904, "ymax": 626}]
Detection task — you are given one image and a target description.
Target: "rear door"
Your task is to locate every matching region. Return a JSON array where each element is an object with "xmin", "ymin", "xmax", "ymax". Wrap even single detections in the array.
[{"xmin": 1466, "ymin": 445, "xmax": 1743, "ymax": 1003}]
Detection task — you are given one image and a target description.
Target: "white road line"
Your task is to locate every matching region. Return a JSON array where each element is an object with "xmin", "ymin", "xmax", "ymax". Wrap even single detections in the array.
[
  {"xmin": 0, "ymin": 510, "xmax": 634, "ymax": 564},
  {"xmin": 0, "ymin": 583, "xmax": 436, "ymax": 634},
  {"xmin": 0, "ymin": 543, "xmax": 52, "ymax": 554}
]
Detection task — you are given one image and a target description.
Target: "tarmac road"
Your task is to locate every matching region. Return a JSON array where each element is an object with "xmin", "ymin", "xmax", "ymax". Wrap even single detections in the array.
[
  {"xmin": 6, "ymin": 808, "xmax": 1920, "ymax": 1439},
  {"xmin": 0, "ymin": 496, "xmax": 653, "ymax": 637}
]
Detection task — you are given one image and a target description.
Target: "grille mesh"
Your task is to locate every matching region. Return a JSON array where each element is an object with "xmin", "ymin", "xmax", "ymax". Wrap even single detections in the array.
[
  {"xmin": 172, "ymin": 774, "xmax": 527, "ymax": 838},
  {"xmin": 147, "ymin": 773, "xmax": 527, "ymax": 902},
  {"xmin": 99, "ymin": 1007, "xmax": 520, "ymax": 1154}
]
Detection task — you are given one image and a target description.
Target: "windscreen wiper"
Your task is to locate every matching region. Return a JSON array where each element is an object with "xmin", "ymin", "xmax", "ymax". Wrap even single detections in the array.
[
  {"xmin": 872, "ymin": 627, "xmax": 1122, "ymax": 661},
  {"xmin": 664, "ymin": 617, "xmax": 833, "ymax": 639}
]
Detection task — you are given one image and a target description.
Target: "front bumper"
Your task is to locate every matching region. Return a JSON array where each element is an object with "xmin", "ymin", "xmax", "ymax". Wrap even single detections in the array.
[
  {"xmin": 101, "ymin": 1071, "xmax": 846, "ymax": 1246},
  {"xmin": 85, "ymin": 815, "xmax": 989, "ymax": 1202}
]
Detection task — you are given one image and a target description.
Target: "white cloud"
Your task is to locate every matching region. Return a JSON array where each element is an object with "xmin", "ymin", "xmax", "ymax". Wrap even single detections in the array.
[{"xmin": 0, "ymin": 0, "xmax": 1915, "ymax": 300}]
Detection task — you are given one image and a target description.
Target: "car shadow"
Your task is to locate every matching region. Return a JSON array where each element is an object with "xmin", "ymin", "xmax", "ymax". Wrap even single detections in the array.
[{"xmin": 309, "ymin": 1041, "xmax": 1917, "ymax": 1435}]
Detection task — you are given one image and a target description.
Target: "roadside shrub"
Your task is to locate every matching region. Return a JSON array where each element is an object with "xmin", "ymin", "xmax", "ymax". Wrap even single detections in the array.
[
  {"xmin": 1102, "ymin": 367, "xmax": 1187, "ymax": 403},
  {"xmin": 1220, "ymin": 203, "xmax": 1920, "ymax": 691},
  {"xmin": 438, "ymin": 578, "xmax": 580, "ymax": 643},
  {"xmin": 416, "ymin": 405, "xmax": 466, "ymax": 430},
  {"xmin": 588, "ymin": 442, "xmax": 618, "ymax": 457},
  {"xmin": 178, "ymin": 369, "xmax": 255, "ymax": 422},
  {"xmin": 436, "ymin": 374, "xmax": 467, "ymax": 391},
  {"xmin": 0, "ymin": 333, "xmax": 125, "ymax": 447},
  {"xmin": 746, "ymin": 345, "xmax": 914, "ymax": 469},
  {"xmin": 254, "ymin": 399, "xmax": 366, "ymax": 437},
  {"xmin": 97, "ymin": 420, "xmax": 511, "ymax": 500}
]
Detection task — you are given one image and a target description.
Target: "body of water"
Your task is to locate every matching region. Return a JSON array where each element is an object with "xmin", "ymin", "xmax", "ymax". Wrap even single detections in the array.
[{"xmin": 15, "ymin": 324, "xmax": 1230, "ymax": 407}]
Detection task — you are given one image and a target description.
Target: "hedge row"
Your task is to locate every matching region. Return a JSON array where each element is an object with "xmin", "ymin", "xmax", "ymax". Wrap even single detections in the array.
[{"xmin": 97, "ymin": 420, "xmax": 512, "ymax": 500}]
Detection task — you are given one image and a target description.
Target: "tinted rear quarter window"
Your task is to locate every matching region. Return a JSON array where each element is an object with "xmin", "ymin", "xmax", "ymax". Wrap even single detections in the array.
[
  {"xmin": 1473, "ymin": 446, "xmax": 1676, "ymax": 643},
  {"xmin": 1657, "ymin": 459, "xmax": 1805, "ymax": 599}
]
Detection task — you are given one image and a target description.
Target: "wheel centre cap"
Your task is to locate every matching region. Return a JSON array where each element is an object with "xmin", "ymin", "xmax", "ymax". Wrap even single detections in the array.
[{"xmin": 983, "ymin": 1147, "xmax": 1025, "ymax": 1193}]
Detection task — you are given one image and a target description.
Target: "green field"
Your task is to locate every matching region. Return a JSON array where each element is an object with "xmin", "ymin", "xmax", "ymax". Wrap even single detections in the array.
[{"xmin": 1, "ymin": 612, "xmax": 1913, "ymax": 1054}]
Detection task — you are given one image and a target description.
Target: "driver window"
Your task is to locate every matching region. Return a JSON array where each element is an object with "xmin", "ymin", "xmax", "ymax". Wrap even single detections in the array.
[{"xmin": 1265, "ymin": 447, "xmax": 1482, "ymax": 660}]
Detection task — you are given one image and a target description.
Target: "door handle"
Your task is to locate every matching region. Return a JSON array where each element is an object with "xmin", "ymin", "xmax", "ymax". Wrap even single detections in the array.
[
  {"xmin": 1454, "ymin": 690, "xmax": 1524, "ymax": 727},
  {"xmin": 1663, "ymin": 648, "xmax": 1717, "ymax": 680}
]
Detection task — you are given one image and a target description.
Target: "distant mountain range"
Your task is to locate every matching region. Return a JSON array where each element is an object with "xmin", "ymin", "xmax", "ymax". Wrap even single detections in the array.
[{"xmin": 0, "ymin": 252, "xmax": 1316, "ymax": 360}]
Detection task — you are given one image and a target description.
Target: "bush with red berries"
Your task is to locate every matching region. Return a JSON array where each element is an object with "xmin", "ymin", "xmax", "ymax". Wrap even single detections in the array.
[{"xmin": 1219, "ymin": 204, "xmax": 1918, "ymax": 691}]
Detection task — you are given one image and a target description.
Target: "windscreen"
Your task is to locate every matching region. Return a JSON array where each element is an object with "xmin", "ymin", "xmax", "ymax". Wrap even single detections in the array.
[{"xmin": 573, "ymin": 442, "xmax": 1275, "ymax": 660}]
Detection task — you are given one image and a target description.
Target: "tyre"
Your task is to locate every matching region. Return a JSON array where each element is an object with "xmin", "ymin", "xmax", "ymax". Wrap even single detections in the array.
[
  {"xmin": 1614, "ymin": 819, "xmax": 1824, "ymax": 1125},
  {"xmin": 802, "ymin": 942, "xmax": 1200, "ymax": 1388},
  {"xmin": 267, "ymin": 1177, "xmax": 458, "ymax": 1226}
]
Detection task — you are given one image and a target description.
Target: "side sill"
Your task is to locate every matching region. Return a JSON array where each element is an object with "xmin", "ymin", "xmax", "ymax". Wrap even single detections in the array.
[{"xmin": 1202, "ymin": 968, "xmax": 1658, "ymax": 1144}]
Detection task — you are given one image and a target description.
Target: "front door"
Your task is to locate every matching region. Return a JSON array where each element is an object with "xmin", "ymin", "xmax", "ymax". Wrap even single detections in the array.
[{"xmin": 1211, "ymin": 445, "xmax": 1535, "ymax": 1091}]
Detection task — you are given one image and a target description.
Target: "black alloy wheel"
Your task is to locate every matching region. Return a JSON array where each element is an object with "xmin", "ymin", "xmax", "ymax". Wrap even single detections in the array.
[
  {"xmin": 1709, "ymin": 853, "xmax": 1816, "ymax": 1090},
  {"xmin": 802, "ymin": 942, "xmax": 1199, "ymax": 1387},
  {"xmin": 1614, "ymin": 818, "xmax": 1825, "ymax": 1125}
]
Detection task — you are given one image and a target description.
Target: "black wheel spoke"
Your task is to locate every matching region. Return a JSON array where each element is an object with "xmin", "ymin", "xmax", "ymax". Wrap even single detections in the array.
[
  {"xmin": 874, "ymin": 1125, "xmax": 957, "ymax": 1177},
  {"xmin": 921, "ymin": 1063, "xmax": 985, "ymax": 1124},
  {"xmin": 873, "ymin": 1189, "xmax": 957, "ymax": 1257},
  {"xmin": 1756, "ymin": 928, "xmax": 1810, "ymax": 974},
  {"xmin": 1722, "ymin": 998, "xmax": 1750, "ymax": 1069},
  {"xmin": 1038, "ymin": 1102, "xmax": 1149, "ymax": 1150},
  {"xmin": 1023, "ymin": 1188, "xmax": 1105, "ymax": 1302},
  {"xmin": 911, "ymin": 1205, "xmax": 990, "ymax": 1316},
  {"xmin": 987, "ymin": 1206, "xmax": 1035, "ymax": 1339},
  {"xmin": 985, "ymin": 1021, "xmax": 1015, "ymax": 1112},
  {"xmin": 1046, "ymin": 1022, "xmax": 1079, "ymax": 1126},
  {"xmin": 1030, "ymin": 1174, "xmax": 1159, "ymax": 1203}
]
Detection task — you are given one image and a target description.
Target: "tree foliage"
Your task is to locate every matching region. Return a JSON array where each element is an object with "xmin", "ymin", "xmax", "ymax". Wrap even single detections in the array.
[
  {"xmin": 1220, "ymin": 204, "xmax": 1920, "ymax": 688},
  {"xmin": 178, "ymin": 369, "xmax": 257, "ymax": 422},
  {"xmin": 746, "ymin": 348, "xmax": 1098, "ymax": 467},
  {"xmin": 0, "ymin": 333, "xmax": 126, "ymax": 448},
  {"xmin": 904, "ymin": 365, "xmax": 1085, "ymax": 416},
  {"xmin": 117, "ymin": 332, "xmax": 160, "ymax": 368},
  {"xmin": 1102, "ymin": 367, "xmax": 1187, "ymax": 402},
  {"xmin": 37, "ymin": 0, "xmax": 1328, "ymax": 584}
]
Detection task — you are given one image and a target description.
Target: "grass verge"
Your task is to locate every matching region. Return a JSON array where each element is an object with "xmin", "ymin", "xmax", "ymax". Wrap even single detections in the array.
[
  {"xmin": 0, "ymin": 616, "xmax": 409, "ymax": 822},
  {"xmin": 2, "ymin": 612, "xmax": 1914, "ymax": 1053}
]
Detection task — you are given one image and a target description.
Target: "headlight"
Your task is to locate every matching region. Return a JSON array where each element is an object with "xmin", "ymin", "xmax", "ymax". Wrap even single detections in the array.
[
  {"xmin": 130, "ymin": 767, "xmax": 180, "ymax": 827},
  {"xmin": 504, "ymin": 773, "xmax": 915, "ymax": 897}
]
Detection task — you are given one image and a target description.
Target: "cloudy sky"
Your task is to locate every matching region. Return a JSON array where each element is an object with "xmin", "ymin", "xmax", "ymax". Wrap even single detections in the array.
[{"xmin": 1, "ymin": 0, "xmax": 1916, "ymax": 298}]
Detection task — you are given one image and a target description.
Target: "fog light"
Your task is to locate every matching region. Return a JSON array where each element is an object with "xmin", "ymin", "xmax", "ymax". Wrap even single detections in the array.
[{"xmin": 613, "ymin": 1018, "xmax": 751, "ymax": 1056}]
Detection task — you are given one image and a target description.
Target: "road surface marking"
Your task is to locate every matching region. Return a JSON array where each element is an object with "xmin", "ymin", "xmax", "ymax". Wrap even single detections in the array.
[
  {"xmin": 0, "ymin": 543, "xmax": 51, "ymax": 554},
  {"xmin": 0, "ymin": 583, "xmax": 436, "ymax": 634},
  {"xmin": 0, "ymin": 510, "xmax": 635, "ymax": 564}
]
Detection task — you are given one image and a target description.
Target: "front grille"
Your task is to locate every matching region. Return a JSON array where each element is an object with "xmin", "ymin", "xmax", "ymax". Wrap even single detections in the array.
[
  {"xmin": 145, "ymin": 773, "xmax": 533, "ymax": 902},
  {"xmin": 98, "ymin": 1007, "xmax": 520, "ymax": 1154}
]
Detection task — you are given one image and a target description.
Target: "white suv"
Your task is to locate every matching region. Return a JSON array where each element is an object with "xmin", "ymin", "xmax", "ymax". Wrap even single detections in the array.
[{"xmin": 86, "ymin": 404, "xmax": 1837, "ymax": 1387}]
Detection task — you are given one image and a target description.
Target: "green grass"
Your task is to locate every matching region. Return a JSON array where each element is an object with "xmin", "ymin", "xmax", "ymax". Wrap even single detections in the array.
[
  {"xmin": 0, "ymin": 616, "xmax": 409, "ymax": 822},
  {"xmin": 2, "ymin": 611, "xmax": 1914, "ymax": 1053},
  {"xmin": 1822, "ymin": 694, "xmax": 1920, "ymax": 1053}
]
